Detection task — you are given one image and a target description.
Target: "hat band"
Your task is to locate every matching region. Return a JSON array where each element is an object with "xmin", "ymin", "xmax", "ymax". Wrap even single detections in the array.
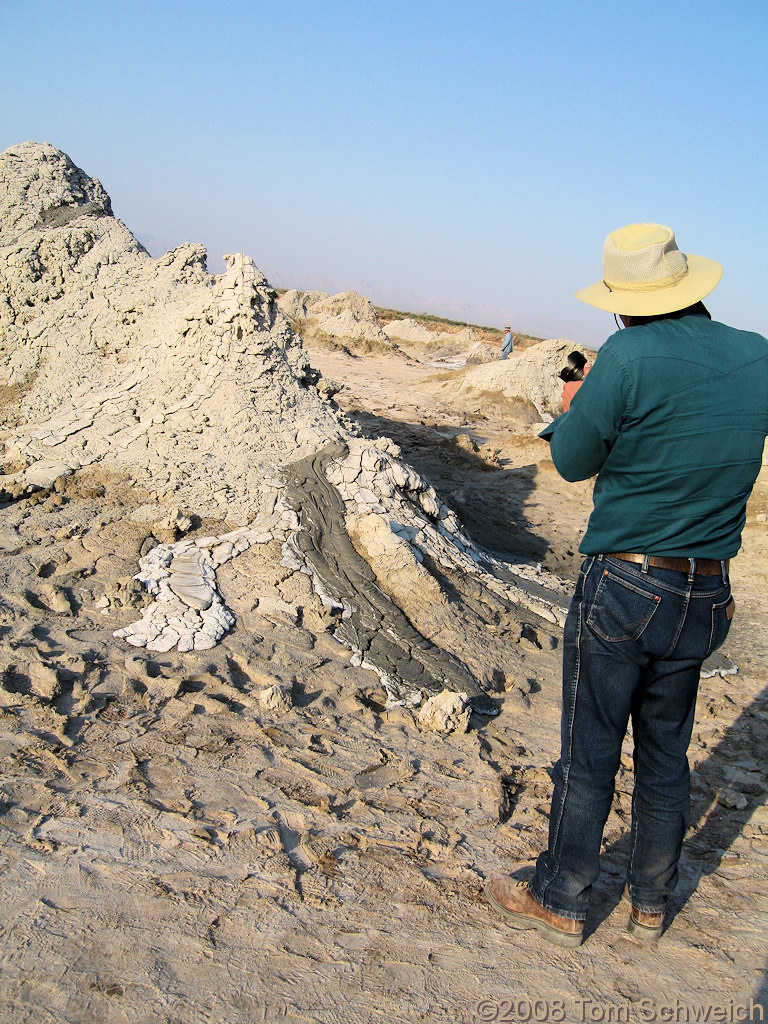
[{"xmin": 603, "ymin": 264, "xmax": 688, "ymax": 293}]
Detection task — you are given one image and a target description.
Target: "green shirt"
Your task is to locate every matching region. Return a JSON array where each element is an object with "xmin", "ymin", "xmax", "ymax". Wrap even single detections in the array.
[{"xmin": 539, "ymin": 316, "xmax": 768, "ymax": 559}]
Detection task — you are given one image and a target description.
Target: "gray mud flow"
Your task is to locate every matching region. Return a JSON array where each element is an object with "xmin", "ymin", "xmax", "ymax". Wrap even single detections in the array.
[{"xmin": 282, "ymin": 443, "xmax": 498, "ymax": 714}]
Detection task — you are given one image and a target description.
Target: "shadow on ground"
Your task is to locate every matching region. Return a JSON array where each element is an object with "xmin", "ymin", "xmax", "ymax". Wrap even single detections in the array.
[
  {"xmin": 345, "ymin": 410, "xmax": 550, "ymax": 566},
  {"xmin": 587, "ymin": 683, "xmax": 768, "ymax": 942}
]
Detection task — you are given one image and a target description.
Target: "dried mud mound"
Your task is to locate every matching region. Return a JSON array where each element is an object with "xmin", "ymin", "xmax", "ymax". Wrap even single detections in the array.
[
  {"xmin": 0, "ymin": 142, "xmax": 343, "ymax": 523},
  {"xmin": 460, "ymin": 337, "xmax": 596, "ymax": 417},
  {"xmin": 0, "ymin": 141, "xmax": 569, "ymax": 708},
  {"xmin": 279, "ymin": 288, "xmax": 392, "ymax": 349},
  {"xmin": 382, "ymin": 318, "xmax": 496, "ymax": 366}
]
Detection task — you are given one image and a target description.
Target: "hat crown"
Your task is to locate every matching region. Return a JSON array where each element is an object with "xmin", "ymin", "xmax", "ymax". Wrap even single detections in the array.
[
  {"xmin": 603, "ymin": 223, "xmax": 688, "ymax": 292},
  {"xmin": 575, "ymin": 222, "xmax": 721, "ymax": 315}
]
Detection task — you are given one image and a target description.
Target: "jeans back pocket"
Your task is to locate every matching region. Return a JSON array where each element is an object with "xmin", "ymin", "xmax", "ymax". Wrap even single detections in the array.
[
  {"xmin": 586, "ymin": 568, "xmax": 661, "ymax": 643},
  {"xmin": 707, "ymin": 596, "xmax": 734, "ymax": 657}
]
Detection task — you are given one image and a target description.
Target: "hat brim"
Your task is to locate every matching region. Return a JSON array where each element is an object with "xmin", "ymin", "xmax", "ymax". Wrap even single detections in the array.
[{"xmin": 575, "ymin": 253, "xmax": 722, "ymax": 315}]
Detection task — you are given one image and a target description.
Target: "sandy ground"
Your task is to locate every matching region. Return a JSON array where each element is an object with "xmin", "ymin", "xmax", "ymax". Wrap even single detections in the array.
[{"xmin": 1, "ymin": 341, "xmax": 767, "ymax": 1023}]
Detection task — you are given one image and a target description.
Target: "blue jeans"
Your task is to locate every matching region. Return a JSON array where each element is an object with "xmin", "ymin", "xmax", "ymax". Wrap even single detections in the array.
[{"xmin": 529, "ymin": 554, "xmax": 733, "ymax": 920}]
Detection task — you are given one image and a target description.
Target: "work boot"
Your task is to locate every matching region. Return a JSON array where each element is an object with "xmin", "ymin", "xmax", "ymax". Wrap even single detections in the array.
[
  {"xmin": 624, "ymin": 885, "xmax": 664, "ymax": 941},
  {"xmin": 485, "ymin": 876, "xmax": 584, "ymax": 948}
]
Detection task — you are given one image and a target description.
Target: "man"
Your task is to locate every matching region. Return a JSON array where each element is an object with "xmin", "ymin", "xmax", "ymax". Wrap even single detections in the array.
[
  {"xmin": 485, "ymin": 223, "xmax": 768, "ymax": 947},
  {"xmin": 500, "ymin": 326, "xmax": 514, "ymax": 359}
]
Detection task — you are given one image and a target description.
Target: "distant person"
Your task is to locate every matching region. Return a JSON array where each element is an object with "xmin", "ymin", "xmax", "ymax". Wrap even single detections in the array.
[
  {"xmin": 485, "ymin": 222, "xmax": 768, "ymax": 947},
  {"xmin": 558, "ymin": 350, "xmax": 591, "ymax": 411},
  {"xmin": 500, "ymin": 326, "xmax": 514, "ymax": 360}
]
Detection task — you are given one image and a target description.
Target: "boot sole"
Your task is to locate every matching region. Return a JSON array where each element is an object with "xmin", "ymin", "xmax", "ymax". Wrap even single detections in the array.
[
  {"xmin": 484, "ymin": 882, "xmax": 584, "ymax": 948},
  {"xmin": 627, "ymin": 914, "xmax": 664, "ymax": 941},
  {"xmin": 622, "ymin": 887, "xmax": 664, "ymax": 941}
]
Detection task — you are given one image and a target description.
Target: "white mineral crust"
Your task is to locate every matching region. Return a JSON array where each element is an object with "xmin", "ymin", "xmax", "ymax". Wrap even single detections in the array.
[{"xmin": 113, "ymin": 510, "xmax": 290, "ymax": 653}]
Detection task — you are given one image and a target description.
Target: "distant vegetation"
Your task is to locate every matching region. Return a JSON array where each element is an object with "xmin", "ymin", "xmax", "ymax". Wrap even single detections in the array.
[
  {"xmin": 373, "ymin": 305, "xmax": 501, "ymax": 333},
  {"xmin": 373, "ymin": 305, "xmax": 545, "ymax": 348}
]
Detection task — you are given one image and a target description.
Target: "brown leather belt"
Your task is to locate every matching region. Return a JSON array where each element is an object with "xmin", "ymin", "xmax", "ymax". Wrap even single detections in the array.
[{"xmin": 606, "ymin": 553, "xmax": 728, "ymax": 576}]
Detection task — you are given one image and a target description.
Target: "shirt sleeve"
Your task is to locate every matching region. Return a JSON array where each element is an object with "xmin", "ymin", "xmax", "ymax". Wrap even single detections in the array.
[{"xmin": 538, "ymin": 342, "xmax": 630, "ymax": 482}]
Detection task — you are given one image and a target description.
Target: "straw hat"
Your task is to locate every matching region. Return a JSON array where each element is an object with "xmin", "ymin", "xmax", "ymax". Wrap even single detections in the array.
[{"xmin": 575, "ymin": 223, "xmax": 722, "ymax": 316}]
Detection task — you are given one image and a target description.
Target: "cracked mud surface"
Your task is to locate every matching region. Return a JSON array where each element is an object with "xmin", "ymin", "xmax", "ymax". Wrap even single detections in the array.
[
  {"xmin": 1, "ymin": 142, "xmax": 766, "ymax": 1023},
  {"xmin": 1, "ymin": 341, "xmax": 766, "ymax": 1023}
]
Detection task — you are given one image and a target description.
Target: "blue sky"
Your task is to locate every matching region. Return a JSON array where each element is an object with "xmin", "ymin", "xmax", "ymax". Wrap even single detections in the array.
[{"xmin": 2, "ymin": 0, "xmax": 766, "ymax": 346}]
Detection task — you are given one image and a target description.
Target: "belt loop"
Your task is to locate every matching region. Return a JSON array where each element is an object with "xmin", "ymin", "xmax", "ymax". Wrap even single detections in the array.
[
  {"xmin": 687, "ymin": 558, "xmax": 696, "ymax": 583},
  {"xmin": 641, "ymin": 555, "xmax": 649, "ymax": 574},
  {"xmin": 721, "ymin": 559, "xmax": 729, "ymax": 585}
]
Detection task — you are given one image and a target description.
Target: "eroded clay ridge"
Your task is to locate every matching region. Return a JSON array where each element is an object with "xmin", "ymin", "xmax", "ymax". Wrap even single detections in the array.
[{"xmin": 1, "ymin": 141, "xmax": 570, "ymax": 707}]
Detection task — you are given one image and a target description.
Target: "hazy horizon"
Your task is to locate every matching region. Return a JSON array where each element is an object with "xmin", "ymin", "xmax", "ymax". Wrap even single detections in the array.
[{"xmin": 3, "ymin": 1, "xmax": 766, "ymax": 349}]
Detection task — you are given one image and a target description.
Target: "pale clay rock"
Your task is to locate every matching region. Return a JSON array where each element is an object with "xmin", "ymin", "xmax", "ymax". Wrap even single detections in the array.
[
  {"xmin": 418, "ymin": 690, "xmax": 470, "ymax": 734},
  {"xmin": 325, "ymin": 439, "xmax": 569, "ymax": 633},
  {"xmin": 718, "ymin": 789, "xmax": 749, "ymax": 811},
  {"xmin": 260, "ymin": 683, "xmax": 293, "ymax": 713},
  {"xmin": 26, "ymin": 661, "xmax": 61, "ymax": 701}
]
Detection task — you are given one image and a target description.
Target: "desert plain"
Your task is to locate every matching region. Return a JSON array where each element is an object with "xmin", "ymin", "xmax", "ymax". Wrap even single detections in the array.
[{"xmin": 1, "ymin": 143, "xmax": 767, "ymax": 1023}]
